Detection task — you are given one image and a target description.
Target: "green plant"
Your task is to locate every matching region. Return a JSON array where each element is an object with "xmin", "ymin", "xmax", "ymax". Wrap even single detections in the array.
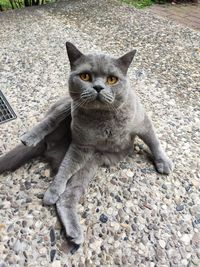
[
  {"xmin": 0, "ymin": 0, "xmax": 13, "ymax": 10},
  {"xmin": 0, "ymin": 0, "xmax": 56, "ymax": 11},
  {"xmin": 121, "ymin": 0, "xmax": 154, "ymax": 9}
]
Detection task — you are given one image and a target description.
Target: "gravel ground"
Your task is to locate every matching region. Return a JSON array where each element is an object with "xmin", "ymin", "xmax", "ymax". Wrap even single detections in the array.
[{"xmin": 0, "ymin": 0, "xmax": 200, "ymax": 266}]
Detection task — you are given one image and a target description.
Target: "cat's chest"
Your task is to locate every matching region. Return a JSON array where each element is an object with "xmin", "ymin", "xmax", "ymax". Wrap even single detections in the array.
[{"xmin": 72, "ymin": 110, "xmax": 132, "ymax": 148}]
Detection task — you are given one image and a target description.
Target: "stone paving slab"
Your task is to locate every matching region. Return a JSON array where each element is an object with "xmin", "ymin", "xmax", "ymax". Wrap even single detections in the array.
[
  {"xmin": 0, "ymin": 0, "xmax": 200, "ymax": 266},
  {"xmin": 149, "ymin": 4, "xmax": 200, "ymax": 30}
]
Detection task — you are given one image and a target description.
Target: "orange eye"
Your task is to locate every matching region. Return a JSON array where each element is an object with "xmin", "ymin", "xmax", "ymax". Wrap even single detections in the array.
[
  {"xmin": 80, "ymin": 73, "xmax": 91, "ymax": 81},
  {"xmin": 107, "ymin": 76, "xmax": 118, "ymax": 85}
]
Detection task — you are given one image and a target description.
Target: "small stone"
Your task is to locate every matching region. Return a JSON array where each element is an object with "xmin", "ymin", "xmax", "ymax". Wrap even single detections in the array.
[
  {"xmin": 13, "ymin": 240, "xmax": 27, "ymax": 253},
  {"xmin": 193, "ymin": 217, "xmax": 200, "ymax": 227},
  {"xmin": 50, "ymin": 228, "xmax": 56, "ymax": 246},
  {"xmin": 126, "ymin": 170, "xmax": 134, "ymax": 178},
  {"xmin": 50, "ymin": 249, "xmax": 56, "ymax": 262},
  {"xmin": 114, "ymin": 256, "xmax": 121, "ymax": 265},
  {"xmin": 159, "ymin": 239, "xmax": 166, "ymax": 249},
  {"xmin": 0, "ymin": 224, "xmax": 5, "ymax": 230},
  {"xmin": 99, "ymin": 214, "xmax": 108, "ymax": 223},
  {"xmin": 120, "ymin": 223, "xmax": 130, "ymax": 229},
  {"xmin": 192, "ymin": 258, "xmax": 200, "ymax": 266},
  {"xmin": 191, "ymin": 179, "xmax": 200, "ymax": 188},
  {"xmin": 131, "ymin": 223, "xmax": 137, "ymax": 231},
  {"xmin": 0, "ymin": 261, "xmax": 7, "ymax": 267},
  {"xmin": 192, "ymin": 233, "xmax": 200, "ymax": 247},
  {"xmin": 89, "ymin": 240, "xmax": 102, "ymax": 250},
  {"xmin": 119, "ymin": 162, "xmax": 128, "ymax": 169},
  {"xmin": 51, "ymin": 260, "xmax": 61, "ymax": 267},
  {"xmin": 115, "ymin": 195, "xmax": 122, "ymax": 202},
  {"xmin": 39, "ymin": 247, "xmax": 47, "ymax": 255},
  {"xmin": 36, "ymin": 193, "xmax": 44, "ymax": 199},
  {"xmin": 181, "ymin": 259, "xmax": 188, "ymax": 266},
  {"xmin": 7, "ymin": 224, "xmax": 14, "ymax": 232},
  {"xmin": 24, "ymin": 181, "xmax": 31, "ymax": 190},
  {"xmin": 44, "ymin": 169, "xmax": 50, "ymax": 177},
  {"xmin": 162, "ymin": 184, "xmax": 167, "ymax": 190},
  {"xmin": 26, "ymin": 197, "xmax": 32, "ymax": 203},
  {"xmin": 176, "ymin": 205, "xmax": 184, "ymax": 212},
  {"xmin": 122, "ymin": 255, "xmax": 127, "ymax": 265},
  {"xmin": 110, "ymin": 222, "xmax": 120, "ymax": 231},
  {"xmin": 181, "ymin": 234, "xmax": 191, "ymax": 245}
]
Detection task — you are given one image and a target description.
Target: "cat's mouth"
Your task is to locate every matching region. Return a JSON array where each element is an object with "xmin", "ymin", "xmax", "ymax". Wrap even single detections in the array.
[
  {"xmin": 79, "ymin": 91, "xmax": 114, "ymax": 107},
  {"xmin": 96, "ymin": 94, "xmax": 101, "ymax": 101},
  {"xmin": 96, "ymin": 93, "xmax": 114, "ymax": 105}
]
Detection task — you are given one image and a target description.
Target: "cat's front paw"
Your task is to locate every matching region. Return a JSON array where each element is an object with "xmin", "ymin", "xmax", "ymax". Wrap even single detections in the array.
[
  {"xmin": 155, "ymin": 157, "xmax": 174, "ymax": 175},
  {"xmin": 21, "ymin": 132, "xmax": 41, "ymax": 147},
  {"xmin": 67, "ymin": 225, "xmax": 84, "ymax": 246},
  {"xmin": 43, "ymin": 187, "xmax": 60, "ymax": 205}
]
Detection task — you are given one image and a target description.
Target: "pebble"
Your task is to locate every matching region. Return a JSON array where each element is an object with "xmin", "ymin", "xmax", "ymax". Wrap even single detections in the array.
[
  {"xmin": 176, "ymin": 205, "xmax": 184, "ymax": 212},
  {"xmin": 115, "ymin": 195, "xmax": 122, "ymax": 202},
  {"xmin": 99, "ymin": 214, "xmax": 108, "ymax": 223},
  {"xmin": 181, "ymin": 259, "xmax": 188, "ymax": 265},
  {"xmin": 89, "ymin": 240, "xmax": 102, "ymax": 250},
  {"xmin": 125, "ymin": 170, "xmax": 134, "ymax": 178},
  {"xmin": 50, "ymin": 228, "xmax": 56, "ymax": 246},
  {"xmin": 24, "ymin": 181, "xmax": 32, "ymax": 190},
  {"xmin": 162, "ymin": 184, "xmax": 168, "ymax": 190},
  {"xmin": 0, "ymin": 261, "xmax": 7, "ymax": 267},
  {"xmin": 51, "ymin": 261, "xmax": 61, "ymax": 267},
  {"xmin": 181, "ymin": 234, "xmax": 191, "ymax": 245},
  {"xmin": 193, "ymin": 215, "xmax": 200, "ymax": 227},
  {"xmin": 159, "ymin": 239, "xmax": 166, "ymax": 249},
  {"xmin": 44, "ymin": 169, "xmax": 50, "ymax": 177},
  {"xmin": 131, "ymin": 223, "xmax": 137, "ymax": 231},
  {"xmin": 13, "ymin": 240, "xmax": 27, "ymax": 253},
  {"xmin": 50, "ymin": 249, "xmax": 56, "ymax": 262}
]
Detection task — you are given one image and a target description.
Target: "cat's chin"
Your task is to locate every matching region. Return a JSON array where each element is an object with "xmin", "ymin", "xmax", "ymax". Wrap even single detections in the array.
[{"xmin": 83, "ymin": 100, "xmax": 112, "ymax": 111}]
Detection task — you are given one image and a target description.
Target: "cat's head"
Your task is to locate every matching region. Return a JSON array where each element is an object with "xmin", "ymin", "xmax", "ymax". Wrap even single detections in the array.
[{"xmin": 66, "ymin": 42, "xmax": 136, "ymax": 110}]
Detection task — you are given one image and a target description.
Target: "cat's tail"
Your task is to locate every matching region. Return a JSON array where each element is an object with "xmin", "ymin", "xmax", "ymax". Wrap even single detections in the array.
[{"xmin": 0, "ymin": 143, "xmax": 45, "ymax": 174}]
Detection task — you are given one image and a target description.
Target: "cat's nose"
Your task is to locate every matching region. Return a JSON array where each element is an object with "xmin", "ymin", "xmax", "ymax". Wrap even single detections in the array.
[{"xmin": 93, "ymin": 85, "xmax": 103, "ymax": 93}]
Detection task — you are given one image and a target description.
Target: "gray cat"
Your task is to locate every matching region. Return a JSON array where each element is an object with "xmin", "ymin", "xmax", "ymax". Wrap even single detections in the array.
[{"xmin": 0, "ymin": 42, "xmax": 173, "ymax": 246}]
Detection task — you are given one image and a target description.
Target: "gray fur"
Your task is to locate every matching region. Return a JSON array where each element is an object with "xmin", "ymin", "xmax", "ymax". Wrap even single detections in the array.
[{"xmin": 0, "ymin": 42, "xmax": 173, "ymax": 246}]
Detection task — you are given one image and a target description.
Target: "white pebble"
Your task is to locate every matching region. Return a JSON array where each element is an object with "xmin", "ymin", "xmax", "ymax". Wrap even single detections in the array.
[{"xmin": 159, "ymin": 240, "xmax": 166, "ymax": 249}]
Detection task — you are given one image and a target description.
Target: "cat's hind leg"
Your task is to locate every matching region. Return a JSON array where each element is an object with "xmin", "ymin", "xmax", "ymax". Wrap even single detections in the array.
[
  {"xmin": 56, "ymin": 159, "xmax": 98, "ymax": 246},
  {"xmin": 43, "ymin": 144, "xmax": 94, "ymax": 205},
  {"xmin": 0, "ymin": 142, "xmax": 45, "ymax": 174}
]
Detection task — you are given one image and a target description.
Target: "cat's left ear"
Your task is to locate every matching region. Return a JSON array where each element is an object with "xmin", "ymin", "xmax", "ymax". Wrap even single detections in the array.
[{"xmin": 116, "ymin": 50, "xmax": 137, "ymax": 74}]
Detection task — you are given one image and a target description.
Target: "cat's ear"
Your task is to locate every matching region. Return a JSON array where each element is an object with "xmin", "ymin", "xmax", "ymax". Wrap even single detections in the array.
[
  {"xmin": 66, "ymin": 42, "xmax": 84, "ymax": 69},
  {"xmin": 116, "ymin": 50, "xmax": 137, "ymax": 74}
]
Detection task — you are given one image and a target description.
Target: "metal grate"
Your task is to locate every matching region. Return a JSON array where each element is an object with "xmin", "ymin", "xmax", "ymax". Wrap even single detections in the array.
[{"xmin": 0, "ymin": 90, "xmax": 17, "ymax": 124}]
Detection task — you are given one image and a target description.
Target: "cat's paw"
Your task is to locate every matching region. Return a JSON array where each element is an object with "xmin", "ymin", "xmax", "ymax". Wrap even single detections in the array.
[
  {"xmin": 43, "ymin": 187, "xmax": 59, "ymax": 205},
  {"xmin": 67, "ymin": 226, "xmax": 84, "ymax": 246},
  {"xmin": 21, "ymin": 132, "xmax": 41, "ymax": 147},
  {"xmin": 155, "ymin": 157, "xmax": 174, "ymax": 175}
]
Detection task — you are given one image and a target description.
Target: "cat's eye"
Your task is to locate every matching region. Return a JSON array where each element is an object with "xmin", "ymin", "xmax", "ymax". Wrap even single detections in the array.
[
  {"xmin": 80, "ymin": 73, "xmax": 91, "ymax": 81},
  {"xmin": 107, "ymin": 76, "xmax": 118, "ymax": 85}
]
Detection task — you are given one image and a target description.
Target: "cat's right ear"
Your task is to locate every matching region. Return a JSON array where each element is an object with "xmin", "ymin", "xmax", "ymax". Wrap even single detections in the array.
[{"xmin": 66, "ymin": 42, "xmax": 84, "ymax": 69}]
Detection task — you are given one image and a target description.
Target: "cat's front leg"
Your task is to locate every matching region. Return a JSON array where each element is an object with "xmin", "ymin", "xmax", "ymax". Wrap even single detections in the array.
[
  {"xmin": 137, "ymin": 114, "xmax": 174, "ymax": 174},
  {"xmin": 21, "ymin": 97, "xmax": 71, "ymax": 147},
  {"xmin": 56, "ymin": 158, "xmax": 98, "ymax": 246},
  {"xmin": 43, "ymin": 144, "xmax": 94, "ymax": 205}
]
